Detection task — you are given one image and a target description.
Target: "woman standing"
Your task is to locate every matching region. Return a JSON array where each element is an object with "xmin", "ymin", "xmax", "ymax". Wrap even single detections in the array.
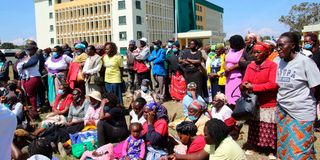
[
  {"xmin": 225, "ymin": 35, "xmax": 245, "ymax": 107},
  {"xmin": 167, "ymin": 42, "xmax": 186, "ymax": 101},
  {"xmin": 206, "ymin": 43, "xmax": 226, "ymax": 96},
  {"xmin": 179, "ymin": 40, "xmax": 204, "ymax": 97},
  {"xmin": 82, "ymin": 45, "xmax": 102, "ymax": 94},
  {"xmin": 21, "ymin": 42, "xmax": 42, "ymax": 119},
  {"xmin": 241, "ymin": 42, "xmax": 278, "ymax": 158},
  {"xmin": 103, "ymin": 42, "xmax": 124, "ymax": 105},
  {"xmin": 45, "ymin": 46, "xmax": 72, "ymax": 106},
  {"xmin": 275, "ymin": 32, "xmax": 320, "ymax": 159}
]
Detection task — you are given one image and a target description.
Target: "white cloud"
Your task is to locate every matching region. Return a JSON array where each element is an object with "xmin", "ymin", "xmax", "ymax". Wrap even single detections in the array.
[
  {"xmin": 245, "ymin": 27, "xmax": 280, "ymax": 37},
  {"xmin": 7, "ymin": 37, "xmax": 35, "ymax": 45}
]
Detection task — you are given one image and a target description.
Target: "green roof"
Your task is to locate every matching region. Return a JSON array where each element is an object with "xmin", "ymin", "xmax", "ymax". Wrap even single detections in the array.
[{"xmin": 195, "ymin": 0, "xmax": 224, "ymax": 13}]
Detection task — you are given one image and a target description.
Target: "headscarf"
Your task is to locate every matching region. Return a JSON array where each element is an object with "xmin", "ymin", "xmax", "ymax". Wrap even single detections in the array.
[
  {"xmin": 187, "ymin": 82, "xmax": 197, "ymax": 90},
  {"xmin": 188, "ymin": 100, "xmax": 207, "ymax": 112},
  {"xmin": 75, "ymin": 43, "xmax": 86, "ymax": 52},
  {"xmin": 145, "ymin": 101, "xmax": 168, "ymax": 122},
  {"xmin": 253, "ymin": 42, "xmax": 270, "ymax": 55},
  {"xmin": 214, "ymin": 92, "xmax": 227, "ymax": 104}
]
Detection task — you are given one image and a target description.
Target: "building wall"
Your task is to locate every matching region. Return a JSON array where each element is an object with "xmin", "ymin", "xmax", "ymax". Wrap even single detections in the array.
[
  {"xmin": 112, "ymin": 0, "xmax": 147, "ymax": 54},
  {"xmin": 54, "ymin": 0, "xmax": 112, "ymax": 46},
  {"xmin": 34, "ymin": 0, "xmax": 56, "ymax": 49},
  {"xmin": 195, "ymin": 3, "xmax": 205, "ymax": 30},
  {"xmin": 146, "ymin": 0, "xmax": 174, "ymax": 44},
  {"xmin": 204, "ymin": 6, "xmax": 223, "ymax": 33}
]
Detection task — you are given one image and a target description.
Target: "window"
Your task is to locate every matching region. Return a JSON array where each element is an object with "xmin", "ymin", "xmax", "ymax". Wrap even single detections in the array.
[
  {"xmin": 49, "ymin": 12, "xmax": 53, "ymax": 19},
  {"xmin": 119, "ymin": 32, "xmax": 127, "ymax": 41},
  {"xmin": 137, "ymin": 31, "xmax": 142, "ymax": 39},
  {"xmin": 120, "ymin": 47, "xmax": 127, "ymax": 56},
  {"xmin": 50, "ymin": 25, "xmax": 54, "ymax": 31},
  {"xmin": 119, "ymin": 16, "xmax": 126, "ymax": 25},
  {"xmin": 118, "ymin": 1, "xmax": 125, "ymax": 10},
  {"xmin": 50, "ymin": 38, "xmax": 54, "ymax": 44},
  {"xmin": 136, "ymin": 1, "xmax": 141, "ymax": 9},
  {"xmin": 136, "ymin": 16, "xmax": 142, "ymax": 24},
  {"xmin": 48, "ymin": 0, "xmax": 52, "ymax": 6}
]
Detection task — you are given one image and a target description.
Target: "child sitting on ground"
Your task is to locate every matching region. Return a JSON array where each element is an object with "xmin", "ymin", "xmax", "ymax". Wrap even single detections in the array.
[{"xmin": 121, "ymin": 122, "xmax": 145, "ymax": 160}]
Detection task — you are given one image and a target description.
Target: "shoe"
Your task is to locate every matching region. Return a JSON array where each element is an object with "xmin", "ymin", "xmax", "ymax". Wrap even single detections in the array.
[
  {"xmin": 268, "ymin": 153, "xmax": 276, "ymax": 160},
  {"xmin": 245, "ymin": 150, "xmax": 255, "ymax": 156},
  {"xmin": 58, "ymin": 142, "xmax": 67, "ymax": 157}
]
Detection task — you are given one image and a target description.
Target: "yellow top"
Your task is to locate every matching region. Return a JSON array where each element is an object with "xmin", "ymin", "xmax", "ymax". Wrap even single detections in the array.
[
  {"xmin": 73, "ymin": 53, "xmax": 88, "ymax": 63},
  {"xmin": 206, "ymin": 53, "xmax": 226, "ymax": 86},
  {"xmin": 103, "ymin": 54, "xmax": 123, "ymax": 83},
  {"xmin": 204, "ymin": 136, "xmax": 247, "ymax": 160}
]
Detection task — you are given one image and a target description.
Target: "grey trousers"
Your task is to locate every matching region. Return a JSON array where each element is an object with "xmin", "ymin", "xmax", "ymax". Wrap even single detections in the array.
[{"xmin": 154, "ymin": 75, "xmax": 165, "ymax": 101}]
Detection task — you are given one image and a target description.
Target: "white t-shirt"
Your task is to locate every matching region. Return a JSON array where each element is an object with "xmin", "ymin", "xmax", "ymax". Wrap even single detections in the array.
[
  {"xmin": 0, "ymin": 104, "xmax": 17, "ymax": 160},
  {"xmin": 275, "ymin": 53, "xmax": 320, "ymax": 121},
  {"xmin": 211, "ymin": 105, "xmax": 233, "ymax": 122},
  {"xmin": 129, "ymin": 110, "xmax": 146, "ymax": 124},
  {"xmin": 45, "ymin": 55, "xmax": 72, "ymax": 73}
]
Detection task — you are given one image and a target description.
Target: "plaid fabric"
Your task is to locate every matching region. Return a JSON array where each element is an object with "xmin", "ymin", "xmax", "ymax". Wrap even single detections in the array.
[{"xmin": 276, "ymin": 107, "xmax": 317, "ymax": 159}]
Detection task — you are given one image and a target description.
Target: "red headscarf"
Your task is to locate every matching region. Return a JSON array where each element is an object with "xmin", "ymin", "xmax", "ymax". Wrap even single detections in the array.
[{"xmin": 253, "ymin": 42, "xmax": 270, "ymax": 55}]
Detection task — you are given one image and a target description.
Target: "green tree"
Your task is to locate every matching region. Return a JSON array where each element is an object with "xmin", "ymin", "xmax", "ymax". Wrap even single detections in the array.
[
  {"xmin": 0, "ymin": 42, "xmax": 15, "ymax": 49},
  {"xmin": 279, "ymin": 2, "xmax": 320, "ymax": 32}
]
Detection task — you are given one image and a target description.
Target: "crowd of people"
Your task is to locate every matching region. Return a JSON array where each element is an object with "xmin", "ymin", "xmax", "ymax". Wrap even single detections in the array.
[{"xmin": 0, "ymin": 31, "xmax": 319, "ymax": 160}]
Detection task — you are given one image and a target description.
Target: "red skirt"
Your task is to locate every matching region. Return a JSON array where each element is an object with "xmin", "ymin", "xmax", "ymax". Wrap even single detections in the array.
[
  {"xmin": 247, "ymin": 120, "xmax": 277, "ymax": 149},
  {"xmin": 169, "ymin": 71, "xmax": 186, "ymax": 100}
]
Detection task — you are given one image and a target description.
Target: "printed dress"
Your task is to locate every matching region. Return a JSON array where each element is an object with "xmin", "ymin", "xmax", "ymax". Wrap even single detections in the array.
[{"xmin": 122, "ymin": 136, "xmax": 145, "ymax": 160}]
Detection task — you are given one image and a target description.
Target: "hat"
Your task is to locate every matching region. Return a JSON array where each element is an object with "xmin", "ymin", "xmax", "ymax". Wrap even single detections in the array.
[
  {"xmin": 141, "ymin": 79, "xmax": 150, "ymax": 86},
  {"xmin": 210, "ymin": 45, "xmax": 216, "ymax": 51},
  {"xmin": 152, "ymin": 40, "xmax": 162, "ymax": 45},
  {"xmin": 75, "ymin": 43, "xmax": 86, "ymax": 51},
  {"xmin": 216, "ymin": 43, "xmax": 225, "ymax": 49},
  {"xmin": 187, "ymin": 82, "xmax": 197, "ymax": 89},
  {"xmin": 140, "ymin": 37, "xmax": 148, "ymax": 43},
  {"xmin": 86, "ymin": 91, "xmax": 102, "ymax": 101},
  {"xmin": 214, "ymin": 92, "xmax": 227, "ymax": 103},
  {"xmin": 129, "ymin": 40, "xmax": 136, "ymax": 45}
]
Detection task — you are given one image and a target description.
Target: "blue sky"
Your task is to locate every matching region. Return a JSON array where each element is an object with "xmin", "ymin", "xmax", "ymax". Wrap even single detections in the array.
[{"xmin": 0, "ymin": 0, "xmax": 317, "ymax": 45}]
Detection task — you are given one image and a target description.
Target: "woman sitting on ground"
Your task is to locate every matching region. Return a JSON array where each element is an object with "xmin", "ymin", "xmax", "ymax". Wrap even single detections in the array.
[
  {"xmin": 97, "ymin": 93, "xmax": 129, "ymax": 147},
  {"xmin": 142, "ymin": 101, "xmax": 169, "ymax": 159},
  {"xmin": 134, "ymin": 79, "xmax": 157, "ymax": 104},
  {"xmin": 130, "ymin": 97, "xmax": 147, "ymax": 124},
  {"xmin": 186, "ymin": 100, "xmax": 210, "ymax": 136},
  {"xmin": 168, "ymin": 119, "xmax": 246, "ymax": 160},
  {"xmin": 34, "ymin": 83, "xmax": 73, "ymax": 136},
  {"xmin": 210, "ymin": 92, "xmax": 238, "ymax": 139},
  {"xmin": 40, "ymin": 88, "xmax": 90, "ymax": 144},
  {"xmin": 83, "ymin": 91, "xmax": 103, "ymax": 127},
  {"xmin": 176, "ymin": 121, "xmax": 206, "ymax": 154}
]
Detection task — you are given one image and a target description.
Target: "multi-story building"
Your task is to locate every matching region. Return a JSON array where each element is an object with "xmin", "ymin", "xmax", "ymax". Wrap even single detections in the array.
[
  {"xmin": 34, "ymin": 0, "xmax": 174, "ymax": 54},
  {"xmin": 176, "ymin": 0, "xmax": 223, "ymax": 33},
  {"xmin": 34, "ymin": 0, "xmax": 223, "ymax": 52}
]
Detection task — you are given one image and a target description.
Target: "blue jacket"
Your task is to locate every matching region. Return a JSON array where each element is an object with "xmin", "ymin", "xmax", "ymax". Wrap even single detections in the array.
[{"xmin": 148, "ymin": 48, "xmax": 166, "ymax": 76}]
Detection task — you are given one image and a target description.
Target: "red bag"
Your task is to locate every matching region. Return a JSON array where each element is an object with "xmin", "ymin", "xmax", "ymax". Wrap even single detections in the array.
[{"xmin": 170, "ymin": 71, "xmax": 186, "ymax": 100}]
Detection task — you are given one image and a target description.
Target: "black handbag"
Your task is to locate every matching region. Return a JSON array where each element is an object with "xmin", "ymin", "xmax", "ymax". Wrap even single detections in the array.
[{"xmin": 232, "ymin": 91, "xmax": 258, "ymax": 120}]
